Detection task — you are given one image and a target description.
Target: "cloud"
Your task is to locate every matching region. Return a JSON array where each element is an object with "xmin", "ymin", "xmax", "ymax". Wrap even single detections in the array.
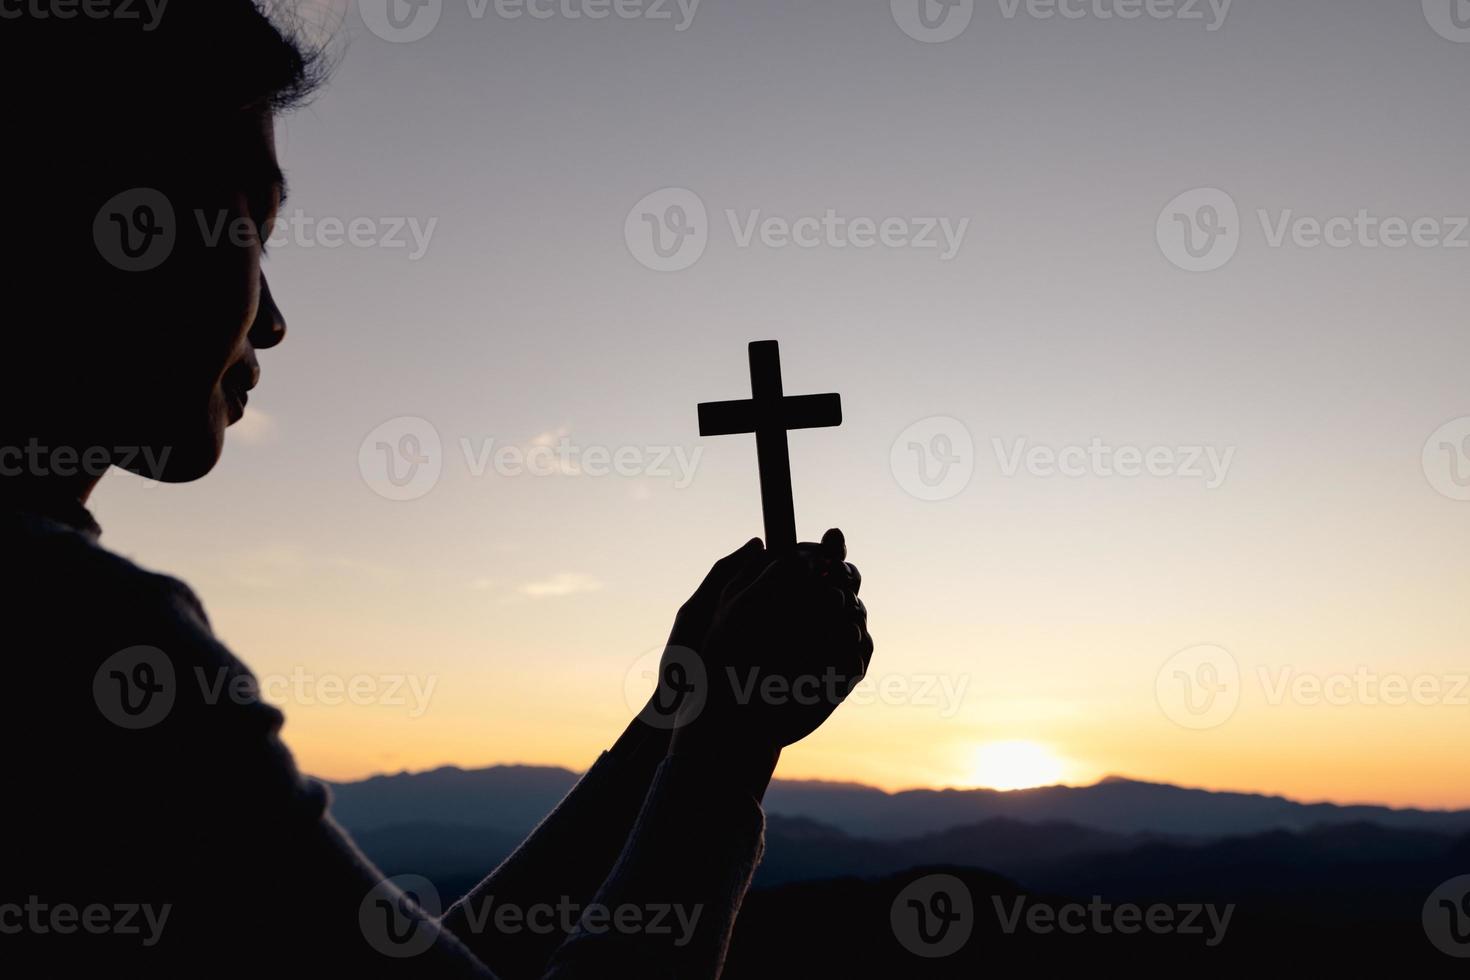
[
  {"xmin": 528, "ymin": 426, "xmax": 571, "ymax": 448},
  {"xmin": 224, "ymin": 544, "xmax": 401, "ymax": 589},
  {"xmin": 517, "ymin": 572, "xmax": 604, "ymax": 599},
  {"xmin": 525, "ymin": 425, "xmax": 580, "ymax": 475},
  {"xmin": 230, "ymin": 407, "xmax": 278, "ymax": 446}
]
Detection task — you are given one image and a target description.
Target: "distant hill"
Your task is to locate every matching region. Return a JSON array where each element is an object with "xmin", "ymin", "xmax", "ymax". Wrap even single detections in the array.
[
  {"xmin": 324, "ymin": 764, "xmax": 1470, "ymax": 841},
  {"xmin": 752, "ymin": 815, "xmax": 1177, "ymax": 887},
  {"xmin": 324, "ymin": 767, "xmax": 1469, "ymax": 966},
  {"xmin": 764, "ymin": 774, "xmax": 1470, "ymax": 839},
  {"xmin": 326, "ymin": 765, "xmax": 577, "ymax": 835}
]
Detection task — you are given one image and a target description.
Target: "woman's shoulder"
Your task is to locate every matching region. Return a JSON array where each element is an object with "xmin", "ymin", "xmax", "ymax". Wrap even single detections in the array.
[{"xmin": 0, "ymin": 506, "xmax": 211, "ymax": 627}]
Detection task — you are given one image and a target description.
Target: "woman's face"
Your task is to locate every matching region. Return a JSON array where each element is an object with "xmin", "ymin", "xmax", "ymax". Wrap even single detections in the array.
[{"xmin": 103, "ymin": 111, "xmax": 290, "ymax": 483}]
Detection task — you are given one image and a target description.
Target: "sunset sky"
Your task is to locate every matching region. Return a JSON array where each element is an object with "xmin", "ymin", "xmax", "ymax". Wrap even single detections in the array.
[{"xmin": 95, "ymin": 0, "xmax": 1470, "ymax": 809}]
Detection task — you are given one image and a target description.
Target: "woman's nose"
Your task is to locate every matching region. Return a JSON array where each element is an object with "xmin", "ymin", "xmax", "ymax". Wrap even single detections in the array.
[{"xmin": 249, "ymin": 275, "xmax": 287, "ymax": 349}]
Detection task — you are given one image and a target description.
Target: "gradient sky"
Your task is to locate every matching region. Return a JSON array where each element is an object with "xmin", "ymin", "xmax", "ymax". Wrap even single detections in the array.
[{"xmin": 97, "ymin": 0, "xmax": 1470, "ymax": 808}]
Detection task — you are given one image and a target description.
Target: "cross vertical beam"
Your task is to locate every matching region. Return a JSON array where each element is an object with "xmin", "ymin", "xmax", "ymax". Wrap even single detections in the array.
[
  {"xmin": 697, "ymin": 340, "xmax": 843, "ymax": 554},
  {"xmin": 749, "ymin": 341, "xmax": 797, "ymax": 551}
]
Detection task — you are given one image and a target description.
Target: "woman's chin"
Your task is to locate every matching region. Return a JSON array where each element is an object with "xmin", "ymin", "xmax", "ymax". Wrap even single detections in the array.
[{"xmin": 117, "ymin": 410, "xmax": 227, "ymax": 484}]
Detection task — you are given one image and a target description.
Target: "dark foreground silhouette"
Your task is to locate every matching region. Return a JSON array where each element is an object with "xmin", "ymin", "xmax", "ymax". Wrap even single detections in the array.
[{"xmin": 0, "ymin": 4, "xmax": 871, "ymax": 976}]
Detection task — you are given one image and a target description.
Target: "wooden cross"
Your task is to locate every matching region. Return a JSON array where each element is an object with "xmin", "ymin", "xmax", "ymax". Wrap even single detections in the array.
[{"xmin": 698, "ymin": 341, "xmax": 842, "ymax": 552}]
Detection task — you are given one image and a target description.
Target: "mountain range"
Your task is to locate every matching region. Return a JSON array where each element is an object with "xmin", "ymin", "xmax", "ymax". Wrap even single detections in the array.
[
  {"xmin": 326, "ymin": 764, "xmax": 1470, "ymax": 842},
  {"xmin": 323, "ymin": 765, "xmax": 1469, "ymax": 966}
]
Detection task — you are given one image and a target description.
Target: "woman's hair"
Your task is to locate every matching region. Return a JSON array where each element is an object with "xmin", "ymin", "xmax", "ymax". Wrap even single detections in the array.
[
  {"xmin": 0, "ymin": 1, "xmax": 333, "ymax": 231},
  {"xmin": 4, "ymin": 1, "xmax": 331, "ymax": 133},
  {"xmin": 0, "ymin": 1, "xmax": 334, "ymax": 404},
  {"xmin": 246, "ymin": 1, "xmax": 335, "ymax": 112}
]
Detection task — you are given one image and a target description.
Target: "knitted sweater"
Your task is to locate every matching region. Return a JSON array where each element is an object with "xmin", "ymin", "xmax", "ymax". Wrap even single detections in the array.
[{"xmin": 1, "ymin": 505, "xmax": 765, "ymax": 977}]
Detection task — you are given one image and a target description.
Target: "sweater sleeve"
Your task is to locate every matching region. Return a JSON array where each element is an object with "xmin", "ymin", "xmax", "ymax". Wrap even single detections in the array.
[
  {"xmin": 441, "ymin": 744, "xmax": 667, "ymax": 978},
  {"xmin": 542, "ymin": 756, "xmax": 767, "ymax": 979},
  {"xmin": 5, "ymin": 514, "xmax": 763, "ymax": 978}
]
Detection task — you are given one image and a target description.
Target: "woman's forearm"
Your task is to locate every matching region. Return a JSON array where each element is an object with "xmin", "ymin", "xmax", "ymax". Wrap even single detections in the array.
[{"xmin": 439, "ymin": 710, "xmax": 669, "ymax": 978}]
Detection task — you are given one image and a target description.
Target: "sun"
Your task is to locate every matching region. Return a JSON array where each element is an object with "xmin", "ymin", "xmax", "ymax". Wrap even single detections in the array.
[{"xmin": 967, "ymin": 740, "xmax": 1068, "ymax": 791}]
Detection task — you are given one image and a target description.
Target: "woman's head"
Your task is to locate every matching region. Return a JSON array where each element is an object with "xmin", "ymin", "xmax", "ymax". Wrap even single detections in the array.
[{"xmin": 2, "ymin": 2, "xmax": 327, "ymax": 485}]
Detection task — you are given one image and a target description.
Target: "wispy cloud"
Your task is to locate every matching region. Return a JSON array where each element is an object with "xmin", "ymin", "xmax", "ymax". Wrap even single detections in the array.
[
  {"xmin": 529, "ymin": 426, "xmax": 571, "ymax": 448},
  {"xmin": 517, "ymin": 573, "xmax": 604, "ymax": 599},
  {"xmin": 223, "ymin": 543, "xmax": 402, "ymax": 590},
  {"xmin": 526, "ymin": 425, "xmax": 580, "ymax": 475}
]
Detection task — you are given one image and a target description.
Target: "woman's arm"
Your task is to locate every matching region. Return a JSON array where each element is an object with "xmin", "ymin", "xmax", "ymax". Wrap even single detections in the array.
[
  {"xmin": 541, "ymin": 530, "xmax": 872, "ymax": 978},
  {"xmin": 438, "ymin": 541, "xmax": 769, "ymax": 977},
  {"xmin": 436, "ymin": 714, "xmax": 668, "ymax": 978}
]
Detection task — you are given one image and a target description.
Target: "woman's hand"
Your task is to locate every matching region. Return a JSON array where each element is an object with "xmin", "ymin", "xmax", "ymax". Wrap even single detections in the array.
[{"xmin": 660, "ymin": 529, "xmax": 873, "ymax": 774}]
